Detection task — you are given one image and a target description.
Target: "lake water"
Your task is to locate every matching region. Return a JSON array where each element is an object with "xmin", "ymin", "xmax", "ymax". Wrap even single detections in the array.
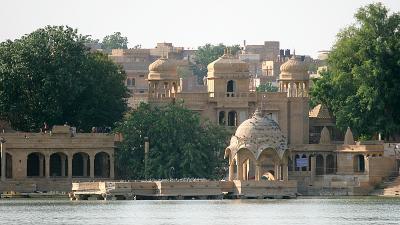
[{"xmin": 0, "ymin": 197, "xmax": 399, "ymax": 225}]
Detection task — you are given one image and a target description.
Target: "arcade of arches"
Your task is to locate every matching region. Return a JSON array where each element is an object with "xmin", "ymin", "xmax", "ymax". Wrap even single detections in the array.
[
  {"xmin": 0, "ymin": 127, "xmax": 115, "ymax": 183},
  {"xmin": 227, "ymin": 148, "xmax": 289, "ymax": 181}
]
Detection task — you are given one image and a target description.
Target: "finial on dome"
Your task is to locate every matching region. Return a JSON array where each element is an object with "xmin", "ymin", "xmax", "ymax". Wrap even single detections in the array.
[{"xmin": 344, "ymin": 127, "xmax": 355, "ymax": 145}]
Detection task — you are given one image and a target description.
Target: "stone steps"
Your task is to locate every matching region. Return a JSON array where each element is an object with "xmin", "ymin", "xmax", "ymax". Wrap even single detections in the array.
[{"xmin": 371, "ymin": 176, "xmax": 400, "ymax": 197}]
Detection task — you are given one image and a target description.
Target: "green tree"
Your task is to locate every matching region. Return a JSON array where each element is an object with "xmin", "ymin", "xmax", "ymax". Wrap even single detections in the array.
[
  {"xmin": 101, "ymin": 32, "xmax": 128, "ymax": 52},
  {"xmin": 256, "ymin": 82, "xmax": 278, "ymax": 92},
  {"xmin": 311, "ymin": 3, "xmax": 400, "ymax": 139},
  {"xmin": 115, "ymin": 103, "xmax": 230, "ymax": 180},
  {"xmin": 193, "ymin": 43, "xmax": 241, "ymax": 80},
  {"xmin": 0, "ymin": 25, "xmax": 129, "ymax": 131}
]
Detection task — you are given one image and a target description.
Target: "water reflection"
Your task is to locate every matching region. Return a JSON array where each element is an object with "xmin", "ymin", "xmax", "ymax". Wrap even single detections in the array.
[{"xmin": 0, "ymin": 197, "xmax": 399, "ymax": 225}]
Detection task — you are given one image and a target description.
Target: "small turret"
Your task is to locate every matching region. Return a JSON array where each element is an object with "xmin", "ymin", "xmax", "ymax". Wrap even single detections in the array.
[{"xmin": 344, "ymin": 127, "xmax": 355, "ymax": 145}]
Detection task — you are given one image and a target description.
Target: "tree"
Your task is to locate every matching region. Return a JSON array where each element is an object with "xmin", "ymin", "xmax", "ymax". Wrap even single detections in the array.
[
  {"xmin": 311, "ymin": 3, "xmax": 400, "ymax": 140},
  {"xmin": 101, "ymin": 32, "xmax": 128, "ymax": 52},
  {"xmin": 193, "ymin": 43, "xmax": 241, "ymax": 80},
  {"xmin": 256, "ymin": 82, "xmax": 278, "ymax": 92},
  {"xmin": 115, "ymin": 103, "xmax": 230, "ymax": 180},
  {"xmin": 0, "ymin": 25, "xmax": 129, "ymax": 132}
]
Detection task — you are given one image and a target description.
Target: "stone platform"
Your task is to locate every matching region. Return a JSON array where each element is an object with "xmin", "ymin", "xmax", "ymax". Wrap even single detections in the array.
[{"xmin": 71, "ymin": 180, "xmax": 298, "ymax": 200}]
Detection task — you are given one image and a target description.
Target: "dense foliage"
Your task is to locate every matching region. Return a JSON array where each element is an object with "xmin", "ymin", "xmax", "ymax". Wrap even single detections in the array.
[
  {"xmin": 311, "ymin": 3, "xmax": 400, "ymax": 139},
  {"xmin": 101, "ymin": 32, "xmax": 128, "ymax": 51},
  {"xmin": 256, "ymin": 82, "xmax": 278, "ymax": 92},
  {"xmin": 0, "ymin": 26, "xmax": 129, "ymax": 131},
  {"xmin": 193, "ymin": 43, "xmax": 241, "ymax": 80},
  {"xmin": 115, "ymin": 103, "xmax": 230, "ymax": 180}
]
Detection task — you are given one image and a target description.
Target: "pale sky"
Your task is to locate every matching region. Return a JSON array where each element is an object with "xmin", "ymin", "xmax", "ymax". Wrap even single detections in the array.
[{"xmin": 1, "ymin": 0, "xmax": 399, "ymax": 57}]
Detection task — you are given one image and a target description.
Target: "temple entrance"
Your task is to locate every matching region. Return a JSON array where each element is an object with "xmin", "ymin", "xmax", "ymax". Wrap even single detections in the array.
[
  {"xmin": 50, "ymin": 152, "xmax": 68, "ymax": 177},
  {"xmin": 94, "ymin": 152, "xmax": 110, "ymax": 178},
  {"xmin": 27, "ymin": 152, "xmax": 45, "ymax": 177},
  {"xmin": 72, "ymin": 152, "xmax": 90, "ymax": 177}
]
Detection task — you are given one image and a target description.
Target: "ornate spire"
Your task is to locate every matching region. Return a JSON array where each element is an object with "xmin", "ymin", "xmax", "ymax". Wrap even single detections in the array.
[
  {"xmin": 319, "ymin": 126, "xmax": 331, "ymax": 144},
  {"xmin": 344, "ymin": 127, "xmax": 355, "ymax": 145}
]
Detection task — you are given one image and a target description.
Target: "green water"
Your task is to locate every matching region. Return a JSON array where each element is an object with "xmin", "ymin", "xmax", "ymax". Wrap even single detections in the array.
[{"xmin": 0, "ymin": 197, "xmax": 399, "ymax": 225}]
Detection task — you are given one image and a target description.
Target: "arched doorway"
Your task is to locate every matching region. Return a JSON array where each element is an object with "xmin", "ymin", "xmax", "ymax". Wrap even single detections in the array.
[
  {"xmin": 236, "ymin": 148, "xmax": 256, "ymax": 180},
  {"xmin": 316, "ymin": 154, "xmax": 324, "ymax": 175},
  {"xmin": 326, "ymin": 154, "xmax": 335, "ymax": 174},
  {"xmin": 228, "ymin": 111, "xmax": 237, "ymax": 126},
  {"xmin": 94, "ymin": 152, "xmax": 110, "ymax": 178},
  {"xmin": 258, "ymin": 148, "xmax": 281, "ymax": 180},
  {"xmin": 50, "ymin": 152, "xmax": 68, "ymax": 177},
  {"xmin": 354, "ymin": 154, "xmax": 365, "ymax": 172},
  {"xmin": 72, "ymin": 152, "xmax": 90, "ymax": 177},
  {"xmin": 27, "ymin": 152, "xmax": 45, "ymax": 177}
]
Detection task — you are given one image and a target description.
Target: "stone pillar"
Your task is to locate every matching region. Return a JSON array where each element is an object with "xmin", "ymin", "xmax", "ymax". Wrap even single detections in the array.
[
  {"xmin": 61, "ymin": 155, "xmax": 66, "ymax": 177},
  {"xmin": 237, "ymin": 158, "xmax": 243, "ymax": 181},
  {"xmin": 283, "ymin": 165, "xmax": 289, "ymax": 181},
  {"xmin": 39, "ymin": 156, "xmax": 44, "ymax": 177},
  {"xmin": 274, "ymin": 164, "xmax": 279, "ymax": 180},
  {"xmin": 365, "ymin": 155, "xmax": 370, "ymax": 173},
  {"xmin": 68, "ymin": 154, "xmax": 72, "ymax": 179},
  {"xmin": 228, "ymin": 161, "xmax": 234, "ymax": 181},
  {"xmin": 1, "ymin": 142, "xmax": 5, "ymax": 182},
  {"xmin": 45, "ymin": 154, "xmax": 50, "ymax": 178},
  {"xmin": 90, "ymin": 153, "xmax": 95, "ymax": 178},
  {"xmin": 255, "ymin": 162, "xmax": 261, "ymax": 181},
  {"xmin": 277, "ymin": 165, "xmax": 281, "ymax": 181},
  {"xmin": 242, "ymin": 163, "xmax": 247, "ymax": 180},
  {"xmin": 310, "ymin": 155, "xmax": 316, "ymax": 184},
  {"xmin": 110, "ymin": 154, "xmax": 115, "ymax": 179},
  {"xmin": 83, "ymin": 155, "xmax": 88, "ymax": 177}
]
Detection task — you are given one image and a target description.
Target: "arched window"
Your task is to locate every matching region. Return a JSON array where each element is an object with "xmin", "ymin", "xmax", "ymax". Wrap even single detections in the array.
[
  {"xmin": 50, "ymin": 152, "xmax": 68, "ymax": 177},
  {"xmin": 226, "ymin": 80, "xmax": 236, "ymax": 96},
  {"xmin": 94, "ymin": 152, "xmax": 110, "ymax": 178},
  {"xmin": 326, "ymin": 154, "xmax": 335, "ymax": 174},
  {"xmin": 27, "ymin": 152, "xmax": 45, "ymax": 177},
  {"xmin": 127, "ymin": 78, "xmax": 131, "ymax": 86},
  {"xmin": 316, "ymin": 154, "xmax": 324, "ymax": 175},
  {"xmin": 228, "ymin": 111, "xmax": 237, "ymax": 126},
  {"xmin": 132, "ymin": 78, "xmax": 136, "ymax": 86},
  {"xmin": 219, "ymin": 111, "xmax": 225, "ymax": 125},
  {"xmin": 72, "ymin": 152, "xmax": 90, "ymax": 177}
]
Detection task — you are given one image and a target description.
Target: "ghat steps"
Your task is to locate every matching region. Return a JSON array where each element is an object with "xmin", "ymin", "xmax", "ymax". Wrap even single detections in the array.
[{"xmin": 371, "ymin": 175, "xmax": 400, "ymax": 196}]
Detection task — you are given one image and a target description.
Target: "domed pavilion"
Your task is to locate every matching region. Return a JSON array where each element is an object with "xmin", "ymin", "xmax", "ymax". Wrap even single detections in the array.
[
  {"xmin": 278, "ymin": 56, "xmax": 309, "ymax": 97},
  {"xmin": 148, "ymin": 57, "xmax": 179, "ymax": 98},
  {"xmin": 225, "ymin": 109, "xmax": 290, "ymax": 181}
]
